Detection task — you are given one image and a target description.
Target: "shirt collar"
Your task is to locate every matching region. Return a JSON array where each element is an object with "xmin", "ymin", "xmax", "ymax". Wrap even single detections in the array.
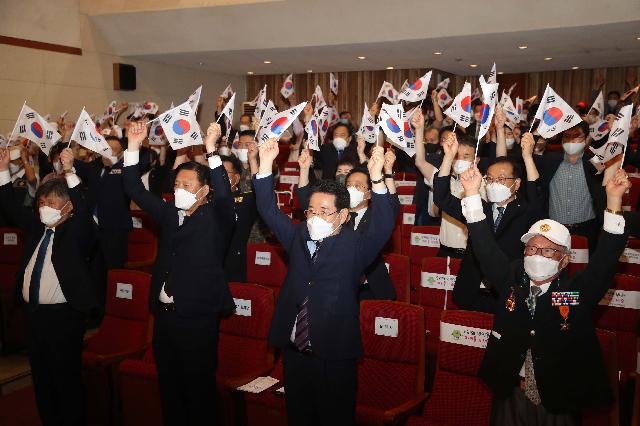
[{"xmin": 530, "ymin": 281, "xmax": 552, "ymax": 296}]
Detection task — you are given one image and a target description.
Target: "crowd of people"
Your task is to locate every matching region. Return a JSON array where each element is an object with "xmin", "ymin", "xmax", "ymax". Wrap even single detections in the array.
[{"xmin": 1, "ymin": 80, "xmax": 639, "ymax": 426}]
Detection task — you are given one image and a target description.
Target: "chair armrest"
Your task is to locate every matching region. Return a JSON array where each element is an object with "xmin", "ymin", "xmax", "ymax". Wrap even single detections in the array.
[{"xmin": 383, "ymin": 392, "xmax": 429, "ymax": 425}]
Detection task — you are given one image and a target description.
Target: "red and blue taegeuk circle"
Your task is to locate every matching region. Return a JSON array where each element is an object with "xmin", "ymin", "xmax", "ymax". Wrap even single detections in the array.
[
  {"xmin": 172, "ymin": 119, "xmax": 190, "ymax": 135},
  {"xmin": 310, "ymin": 120, "xmax": 318, "ymax": 135},
  {"xmin": 154, "ymin": 126, "xmax": 164, "ymax": 136},
  {"xmin": 597, "ymin": 121, "xmax": 609, "ymax": 132},
  {"xmin": 386, "ymin": 117, "xmax": 401, "ymax": 133},
  {"xmin": 404, "ymin": 121, "xmax": 414, "ymax": 138},
  {"xmin": 271, "ymin": 117, "xmax": 289, "ymax": 135},
  {"xmin": 285, "ymin": 81, "xmax": 293, "ymax": 90},
  {"xmin": 408, "ymin": 79, "xmax": 422, "ymax": 91},
  {"xmin": 31, "ymin": 122, "xmax": 43, "ymax": 138},
  {"xmin": 461, "ymin": 96, "xmax": 471, "ymax": 113},
  {"xmin": 480, "ymin": 104, "xmax": 491, "ymax": 124},
  {"xmin": 542, "ymin": 107, "xmax": 563, "ymax": 126}
]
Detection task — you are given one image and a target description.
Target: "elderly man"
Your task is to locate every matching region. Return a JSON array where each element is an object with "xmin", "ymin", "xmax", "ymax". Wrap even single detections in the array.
[{"xmin": 458, "ymin": 163, "xmax": 630, "ymax": 424}]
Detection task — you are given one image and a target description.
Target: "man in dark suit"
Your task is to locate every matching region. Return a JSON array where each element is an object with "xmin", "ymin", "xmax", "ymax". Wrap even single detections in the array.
[
  {"xmin": 123, "ymin": 122, "xmax": 236, "ymax": 425},
  {"xmin": 315, "ymin": 123, "xmax": 358, "ymax": 179},
  {"xmin": 254, "ymin": 140, "xmax": 397, "ymax": 426},
  {"xmin": 0, "ymin": 146, "xmax": 101, "ymax": 426},
  {"xmin": 74, "ymin": 135, "xmax": 151, "ymax": 269},
  {"xmin": 432, "ymin": 133, "xmax": 545, "ymax": 313},
  {"xmin": 458, "ymin": 163, "xmax": 629, "ymax": 424},
  {"xmin": 220, "ymin": 154, "xmax": 257, "ymax": 282}
]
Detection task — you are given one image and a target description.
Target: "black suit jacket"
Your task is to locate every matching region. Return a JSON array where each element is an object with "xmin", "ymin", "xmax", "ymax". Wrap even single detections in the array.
[
  {"xmin": 254, "ymin": 174, "xmax": 397, "ymax": 360},
  {"xmin": 432, "ymin": 175, "xmax": 546, "ymax": 312},
  {"xmin": 295, "ymin": 184, "xmax": 399, "ymax": 301},
  {"xmin": 467, "ymin": 216, "xmax": 626, "ymax": 413},
  {"xmin": 0, "ymin": 180, "xmax": 101, "ymax": 313},
  {"xmin": 122, "ymin": 158, "xmax": 236, "ymax": 316},
  {"xmin": 224, "ymin": 190, "xmax": 257, "ymax": 283},
  {"xmin": 315, "ymin": 142, "xmax": 358, "ymax": 179},
  {"xmin": 75, "ymin": 150, "xmax": 151, "ymax": 230}
]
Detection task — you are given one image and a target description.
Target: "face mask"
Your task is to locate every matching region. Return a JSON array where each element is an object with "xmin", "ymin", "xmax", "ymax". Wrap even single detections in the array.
[
  {"xmin": 218, "ymin": 146, "xmax": 231, "ymax": 156},
  {"xmin": 505, "ymin": 138, "xmax": 515, "ymax": 149},
  {"xmin": 9, "ymin": 149, "xmax": 21, "ymax": 161},
  {"xmin": 239, "ymin": 124, "xmax": 251, "ymax": 132},
  {"xmin": 339, "ymin": 119, "xmax": 349, "ymax": 125},
  {"xmin": 233, "ymin": 148, "xmax": 248, "ymax": 162},
  {"xmin": 39, "ymin": 203, "xmax": 67, "ymax": 227},
  {"xmin": 9, "ymin": 163, "xmax": 21, "ymax": 174},
  {"xmin": 53, "ymin": 161, "xmax": 63, "ymax": 174},
  {"xmin": 607, "ymin": 99, "xmax": 618, "ymax": 109},
  {"xmin": 174, "ymin": 187, "xmax": 203, "ymax": 210},
  {"xmin": 524, "ymin": 255, "xmax": 561, "ymax": 282},
  {"xmin": 562, "ymin": 141, "xmax": 585, "ymax": 155},
  {"xmin": 333, "ymin": 137, "xmax": 348, "ymax": 151},
  {"xmin": 452, "ymin": 159, "xmax": 472, "ymax": 175},
  {"xmin": 307, "ymin": 214, "xmax": 340, "ymax": 241},
  {"xmin": 335, "ymin": 174, "xmax": 347, "ymax": 186},
  {"xmin": 486, "ymin": 182, "xmax": 514, "ymax": 204},
  {"xmin": 473, "ymin": 112, "xmax": 481, "ymax": 122},
  {"xmin": 347, "ymin": 186, "xmax": 365, "ymax": 209}
]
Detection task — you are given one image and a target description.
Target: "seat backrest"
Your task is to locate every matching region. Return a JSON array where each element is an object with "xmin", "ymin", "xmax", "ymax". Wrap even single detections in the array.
[
  {"xmin": 594, "ymin": 273, "xmax": 640, "ymax": 377},
  {"xmin": 0, "ymin": 228, "xmax": 24, "ymax": 265},
  {"xmin": 275, "ymin": 191, "xmax": 293, "ymax": 207},
  {"xmin": 218, "ymin": 283, "xmax": 275, "ymax": 379},
  {"xmin": 415, "ymin": 256, "xmax": 461, "ymax": 309},
  {"xmin": 421, "ymin": 310, "xmax": 494, "ymax": 426},
  {"xmin": 582, "ymin": 329, "xmax": 619, "ymax": 426},
  {"xmin": 246, "ymin": 243, "xmax": 288, "ymax": 296},
  {"xmin": 567, "ymin": 235, "xmax": 588, "ymax": 277},
  {"xmin": 131, "ymin": 210, "xmax": 159, "ymax": 235},
  {"xmin": 276, "ymin": 172, "xmax": 299, "ymax": 192},
  {"xmin": 357, "ymin": 300, "xmax": 425, "ymax": 408},
  {"xmin": 397, "ymin": 185, "xmax": 415, "ymax": 206},
  {"xmin": 407, "ymin": 226, "xmax": 441, "ymax": 286},
  {"xmin": 282, "ymin": 162, "xmax": 299, "ymax": 173},
  {"xmin": 127, "ymin": 224, "xmax": 158, "ymax": 266},
  {"xmin": 84, "ymin": 269, "xmax": 152, "ymax": 355},
  {"xmin": 617, "ymin": 237, "xmax": 640, "ymax": 277},
  {"xmin": 622, "ymin": 177, "xmax": 640, "ymax": 211},
  {"xmin": 383, "ymin": 253, "xmax": 410, "ymax": 303}
]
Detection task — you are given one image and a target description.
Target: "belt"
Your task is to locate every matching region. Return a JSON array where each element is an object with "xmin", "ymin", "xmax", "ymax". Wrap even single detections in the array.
[
  {"xmin": 564, "ymin": 219, "xmax": 593, "ymax": 230},
  {"xmin": 158, "ymin": 301, "xmax": 176, "ymax": 312},
  {"xmin": 440, "ymin": 244, "xmax": 467, "ymax": 255},
  {"xmin": 289, "ymin": 342, "xmax": 314, "ymax": 356}
]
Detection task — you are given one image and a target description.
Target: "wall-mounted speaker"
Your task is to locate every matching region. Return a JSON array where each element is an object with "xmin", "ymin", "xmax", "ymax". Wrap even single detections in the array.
[{"xmin": 113, "ymin": 63, "xmax": 136, "ymax": 91}]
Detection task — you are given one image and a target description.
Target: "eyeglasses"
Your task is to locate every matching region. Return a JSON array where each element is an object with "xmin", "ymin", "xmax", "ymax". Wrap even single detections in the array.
[
  {"xmin": 484, "ymin": 176, "xmax": 516, "ymax": 185},
  {"xmin": 304, "ymin": 209, "xmax": 338, "ymax": 219},
  {"xmin": 346, "ymin": 183, "xmax": 368, "ymax": 191},
  {"xmin": 523, "ymin": 245, "xmax": 565, "ymax": 258}
]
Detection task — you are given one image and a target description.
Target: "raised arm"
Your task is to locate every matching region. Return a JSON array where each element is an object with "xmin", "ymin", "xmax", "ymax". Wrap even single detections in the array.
[
  {"xmin": 413, "ymin": 110, "xmax": 439, "ymax": 179},
  {"xmin": 203, "ymin": 123, "xmax": 235, "ymax": 223},
  {"xmin": 493, "ymin": 105, "xmax": 507, "ymax": 158},
  {"xmin": 430, "ymin": 90, "xmax": 444, "ymax": 129},
  {"xmin": 356, "ymin": 136, "xmax": 368, "ymax": 165},
  {"xmin": 60, "ymin": 148, "xmax": 95, "ymax": 253},
  {"xmin": 383, "ymin": 148, "xmax": 397, "ymax": 194},
  {"xmin": 520, "ymin": 132, "xmax": 540, "ymax": 182}
]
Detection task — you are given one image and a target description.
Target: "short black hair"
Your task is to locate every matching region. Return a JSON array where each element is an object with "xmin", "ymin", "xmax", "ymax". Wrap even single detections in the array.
[
  {"xmin": 175, "ymin": 161, "xmax": 211, "ymax": 187},
  {"xmin": 574, "ymin": 121, "xmax": 590, "ymax": 137},
  {"xmin": 346, "ymin": 167, "xmax": 371, "ymax": 190},
  {"xmin": 457, "ymin": 134, "xmax": 477, "ymax": 150},
  {"xmin": 48, "ymin": 143, "xmax": 65, "ymax": 161},
  {"xmin": 309, "ymin": 179, "xmax": 350, "ymax": 211},
  {"xmin": 339, "ymin": 111, "xmax": 350, "ymax": 117},
  {"xmin": 337, "ymin": 157, "xmax": 357, "ymax": 169},
  {"xmin": 240, "ymin": 113, "xmax": 252, "ymax": 121},
  {"xmin": 489, "ymin": 156, "xmax": 522, "ymax": 180},
  {"xmin": 220, "ymin": 155, "xmax": 242, "ymax": 174},
  {"xmin": 238, "ymin": 130, "xmax": 256, "ymax": 139},
  {"xmin": 105, "ymin": 135, "xmax": 126, "ymax": 150},
  {"xmin": 36, "ymin": 177, "xmax": 70, "ymax": 202},
  {"xmin": 608, "ymin": 91, "xmax": 621, "ymax": 98},
  {"xmin": 332, "ymin": 122, "xmax": 351, "ymax": 136}
]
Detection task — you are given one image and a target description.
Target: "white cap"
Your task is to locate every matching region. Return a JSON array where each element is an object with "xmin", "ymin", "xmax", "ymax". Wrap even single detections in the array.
[{"xmin": 521, "ymin": 219, "xmax": 571, "ymax": 250}]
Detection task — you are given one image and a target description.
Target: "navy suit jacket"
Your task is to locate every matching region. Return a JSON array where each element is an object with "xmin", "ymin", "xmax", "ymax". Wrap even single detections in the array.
[{"xmin": 254, "ymin": 174, "xmax": 397, "ymax": 360}]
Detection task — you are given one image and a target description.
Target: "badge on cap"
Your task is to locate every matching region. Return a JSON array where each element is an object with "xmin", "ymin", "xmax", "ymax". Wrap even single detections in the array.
[{"xmin": 540, "ymin": 223, "xmax": 551, "ymax": 232}]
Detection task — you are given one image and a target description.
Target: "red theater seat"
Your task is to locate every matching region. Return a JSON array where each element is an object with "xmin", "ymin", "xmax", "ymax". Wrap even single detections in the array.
[
  {"xmin": 407, "ymin": 310, "xmax": 494, "ymax": 426},
  {"xmin": 407, "ymin": 226, "xmax": 440, "ymax": 284},
  {"xmin": 617, "ymin": 237, "xmax": 640, "ymax": 277},
  {"xmin": 356, "ymin": 300, "xmax": 427, "ymax": 425},
  {"xmin": 246, "ymin": 243, "xmax": 288, "ymax": 297},
  {"xmin": 568, "ymin": 235, "xmax": 589, "ymax": 277},
  {"xmin": 118, "ymin": 348, "xmax": 162, "ymax": 426},
  {"xmin": 383, "ymin": 253, "xmax": 411, "ymax": 303},
  {"xmin": 125, "ymin": 215, "xmax": 158, "ymax": 270},
  {"xmin": 397, "ymin": 185, "xmax": 416, "ymax": 206},
  {"xmin": 83, "ymin": 269, "xmax": 152, "ymax": 425},
  {"xmin": 582, "ymin": 329, "xmax": 619, "ymax": 426},
  {"xmin": 0, "ymin": 228, "xmax": 24, "ymax": 352}
]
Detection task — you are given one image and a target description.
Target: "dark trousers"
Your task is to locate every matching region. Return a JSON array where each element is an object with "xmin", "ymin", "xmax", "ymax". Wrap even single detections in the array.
[
  {"xmin": 282, "ymin": 346, "xmax": 357, "ymax": 426},
  {"xmin": 27, "ymin": 303, "xmax": 86, "ymax": 426},
  {"xmin": 98, "ymin": 228, "xmax": 128, "ymax": 270},
  {"xmin": 564, "ymin": 219, "xmax": 598, "ymax": 254},
  {"xmin": 153, "ymin": 309, "xmax": 220, "ymax": 426},
  {"xmin": 436, "ymin": 244, "xmax": 467, "ymax": 259},
  {"xmin": 491, "ymin": 388, "xmax": 578, "ymax": 426}
]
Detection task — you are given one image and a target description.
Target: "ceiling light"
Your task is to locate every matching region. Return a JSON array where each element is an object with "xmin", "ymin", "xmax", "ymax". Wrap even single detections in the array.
[
  {"xmin": 572, "ymin": 66, "xmax": 579, "ymax": 70},
  {"xmin": 247, "ymin": 71, "xmax": 254, "ymax": 75},
  {"xmin": 433, "ymin": 51, "xmax": 443, "ymax": 55},
  {"xmin": 386, "ymin": 66, "xmax": 394, "ymax": 70},
  {"xmin": 469, "ymin": 64, "xmax": 478, "ymax": 68},
  {"xmin": 497, "ymin": 71, "xmax": 504, "ymax": 75},
  {"xmin": 198, "ymin": 62, "xmax": 204, "ymax": 66},
  {"xmin": 518, "ymin": 45, "xmax": 528, "ymax": 50},
  {"xmin": 307, "ymin": 70, "xmax": 313, "ymax": 73},
  {"xmin": 544, "ymin": 57, "xmax": 553, "ymax": 61},
  {"xmin": 263, "ymin": 60, "xmax": 271, "ymax": 64},
  {"xmin": 357, "ymin": 56, "xmax": 366, "ymax": 60},
  {"xmin": 637, "ymin": 36, "xmax": 640, "ymax": 40}
]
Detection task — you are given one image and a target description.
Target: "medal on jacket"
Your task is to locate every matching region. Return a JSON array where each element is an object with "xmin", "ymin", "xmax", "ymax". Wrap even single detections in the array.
[
  {"xmin": 551, "ymin": 291, "xmax": 579, "ymax": 331},
  {"xmin": 505, "ymin": 287, "xmax": 516, "ymax": 312}
]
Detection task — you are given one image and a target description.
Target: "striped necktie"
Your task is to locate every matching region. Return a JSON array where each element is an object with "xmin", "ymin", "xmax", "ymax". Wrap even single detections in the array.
[{"xmin": 293, "ymin": 241, "xmax": 322, "ymax": 351}]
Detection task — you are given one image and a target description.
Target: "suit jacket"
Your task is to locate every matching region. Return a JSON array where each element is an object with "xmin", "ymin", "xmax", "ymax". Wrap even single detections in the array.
[
  {"xmin": 74, "ymin": 149, "xmax": 151, "ymax": 230},
  {"xmin": 123, "ymin": 159, "xmax": 236, "ymax": 316},
  {"xmin": 315, "ymin": 142, "xmax": 358, "ymax": 179},
  {"xmin": 224, "ymin": 190, "xmax": 257, "ymax": 283},
  {"xmin": 534, "ymin": 152, "xmax": 605, "ymax": 224},
  {"xmin": 0, "ymin": 180, "xmax": 101, "ymax": 313},
  {"xmin": 432, "ymin": 175, "xmax": 546, "ymax": 313},
  {"xmin": 295, "ymin": 184, "xmax": 399, "ymax": 301},
  {"xmin": 467, "ymin": 216, "xmax": 625, "ymax": 413},
  {"xmin": 254, "ymin": 174, "xmax": 397, "ymax": 360}
]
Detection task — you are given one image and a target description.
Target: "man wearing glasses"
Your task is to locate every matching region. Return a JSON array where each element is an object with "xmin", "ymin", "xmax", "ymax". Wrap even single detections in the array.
[
  {"xmin": 253, "ymin": 139, "xmax": 397, "ymax": 426},
  {"xmin": 458, "ymin": 163, "xmax": 630, "ymax": 425}
]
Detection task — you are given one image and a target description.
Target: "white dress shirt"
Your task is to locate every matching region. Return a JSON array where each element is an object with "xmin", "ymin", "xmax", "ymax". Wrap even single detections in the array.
[{"xmin": 353, "ymin": 207, "xmax": 367, "ymax": 230}]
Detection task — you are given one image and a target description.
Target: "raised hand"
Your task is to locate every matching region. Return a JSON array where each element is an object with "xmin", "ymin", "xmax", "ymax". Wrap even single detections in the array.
[
  {"xmin": 248, "ymin": 140, "xmax": 258, "ymax": 162},
  {"xmin": 60, "ymin": 148, "xmax": 75, "ymax": 172},
  {"xmin": 356, "ymin": 136, "xmax": 366, "ymax": 157},
  {"xmin": 459, "ymin": 165, "xmax": 483, "ymax": 196},
  {"xmin": 0, "ymin": 148, "xmax": 9, "ymax": 171},
  {"xmin": 441, "ymin": 132, "xmax": 459, "ymax": 158},
  {"xmin": 493, "ymin": 105, "xmax": 506, "ymax": 129},
  {"xmin": 258, "ymin": 138, "xmax": 279, "ymax": 174},
  {"xmin": 367, "ymin": 146, "xmax": 385, "ymax": 180},
  {"xmin": 303, "ymin": 103, "xmax": 313, "ymax": 122},
  {"xmin": 605, "ymin": 169, "xmax": 631, "ymax": 209},
  {"xmin": 298, "ymin": 148, "xmax": 312, "ymax": 169},
  {"xmin": 411, "ymin": 110, "xmax": 425, "ymax": 131},
  {"xmin": 521, "ymin": 132, "xmax": 535, "ymax": 159},
  {"xmin": 383, "ymin": 148, "xmax": 396, "ymax": 174},
  {"xmin": 127, "ymin": 121, "xmax": 147, "ymax": 150},
  {"xmin": 204, "ymin": 122, "xmax": 222, "ymax": 152}
]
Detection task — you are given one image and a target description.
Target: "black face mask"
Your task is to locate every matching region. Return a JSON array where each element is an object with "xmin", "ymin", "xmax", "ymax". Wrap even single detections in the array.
[{"xmin": 424, "ymin": 144, "xmax": 440, "ymax": 154}]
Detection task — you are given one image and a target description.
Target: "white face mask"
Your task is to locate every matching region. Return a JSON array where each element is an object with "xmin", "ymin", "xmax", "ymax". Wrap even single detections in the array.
[
  {"xmin": 39, "ymin": 202, "xmax": 68, "ymax": 227},
  {"xmin": 562, "ymin": 141, "xmax": 585, "ymax": 155},
  {"xmin": 607, "ymin": 99, "xmax": 618, "ymax": 109},
  {"xmin": 239, "ymin": 124, "xmax": 251, "ymax": 132},
  {"xmin": 452, "ymin": 159, "xmax": 472, "ymax": 175},
  {"xmin": 347, "ymin": 186, "xmax": 366, "ymax": 209},
  {"xmin": 218, "ymin": 146, "xmax": 231, "ymax": 156},
  {"xmin": 53, "ymin": 161, "xmax": 63, "ymax": 174},
  {"xmin": 9, "ymin": 163, "xmax": 21, "ymax": 174},
  {"xmin": 486, "ymin": 182, "xmax": 514, "ymax": 204},
  {"xmin": 307, "ymin": 214, "xmax": 340, "ymax": 241},
  {"xmin": 103, "ymin": 153, "xmax": 120, "ymax": 165},
  {"xmin": 174, "ymin": 187, "xmax": 204, "ymax": 210},
  {"xmin": 505, "ymin": 138, "xmax": 515, "ymax": 149},
  {"xmin": 524, "ymin": 255, "xmax": 561, "ymax": 282},
  {"xmin": 9, "ymin": 149, "xmax": 21, "ymax": 161},
  {"xmin": 333, "ymin": 137, "xmax": 348, "ymax": 151},
  {"xmin": 233, "ymin": 148, "xmax": 248, "ymax": 162}
]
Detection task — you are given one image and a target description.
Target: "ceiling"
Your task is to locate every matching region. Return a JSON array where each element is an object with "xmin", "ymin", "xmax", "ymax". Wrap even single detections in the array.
[{"xmin": 87, "ymin": 0, "xmax": 640, "ymax": 76}]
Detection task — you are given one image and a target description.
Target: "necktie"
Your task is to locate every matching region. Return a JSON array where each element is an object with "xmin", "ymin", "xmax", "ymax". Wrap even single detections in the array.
[
  {"xmin": 294, "ymin": 241, "xmax": 322, "ymax": 351},
  {"xmin": 337, "ymin": 150, "xmax": 344, "ymax": 161},
  {"xmin": 494, "ymin": 206, "xmax": 505, "ymax": 232},
  {"xmin": 29, "ymin": 229, "xmax": 53, "ymax": 310},
  {"xmin": 527, "ymin": 285, "xmax": 542, "ymax": 318},
  {"xmin": 348, "ymin": 212, "xmax": 358, "ymax": 230},
  {"xmin": 524, "ymin": 348, "xmax": 542, "ymax": 405}
]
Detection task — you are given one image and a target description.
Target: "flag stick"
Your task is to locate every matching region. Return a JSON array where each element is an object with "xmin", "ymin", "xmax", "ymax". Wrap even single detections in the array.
[
  {"xmin": 68, "ymin": 106, "xmax": 85, "ymax": 148},
  {"xmin": 620, "ymin": 146, "xmax": 626, "ymax": 170},
  {"xmin": 7, "ymin": 101, "xmax": 26, "ymax": 148},
  {"xmin": 146, "ymin": 115, "xmax": 161, "ymax": 126},
  {"xmin": 216, "ymin": 113, "xmax": 223, "ymax": 124},
  {"xmin": 528, "ymin": 118, "xmax": 536, "ymax": 134},
  {"xmin": 453, "ymin": 122, "xmax": 457, "ymax": 133}
]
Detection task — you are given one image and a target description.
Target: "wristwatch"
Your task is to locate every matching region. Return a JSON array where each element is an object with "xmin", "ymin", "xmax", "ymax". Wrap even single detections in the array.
[
  {"xmin": 383, "ymin": 173, "xmax": 394, "ymax": 179},
  {"xmin": 605, "ymin": 207, "xmax": 624, "ymax": 216},
  {"xmin": 205, "ymin": 151, "xmax": 217, "ymax": 159},
  {"xmin": 371, "ymin": 176, "xmax": 384, "ymax": 184}
]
